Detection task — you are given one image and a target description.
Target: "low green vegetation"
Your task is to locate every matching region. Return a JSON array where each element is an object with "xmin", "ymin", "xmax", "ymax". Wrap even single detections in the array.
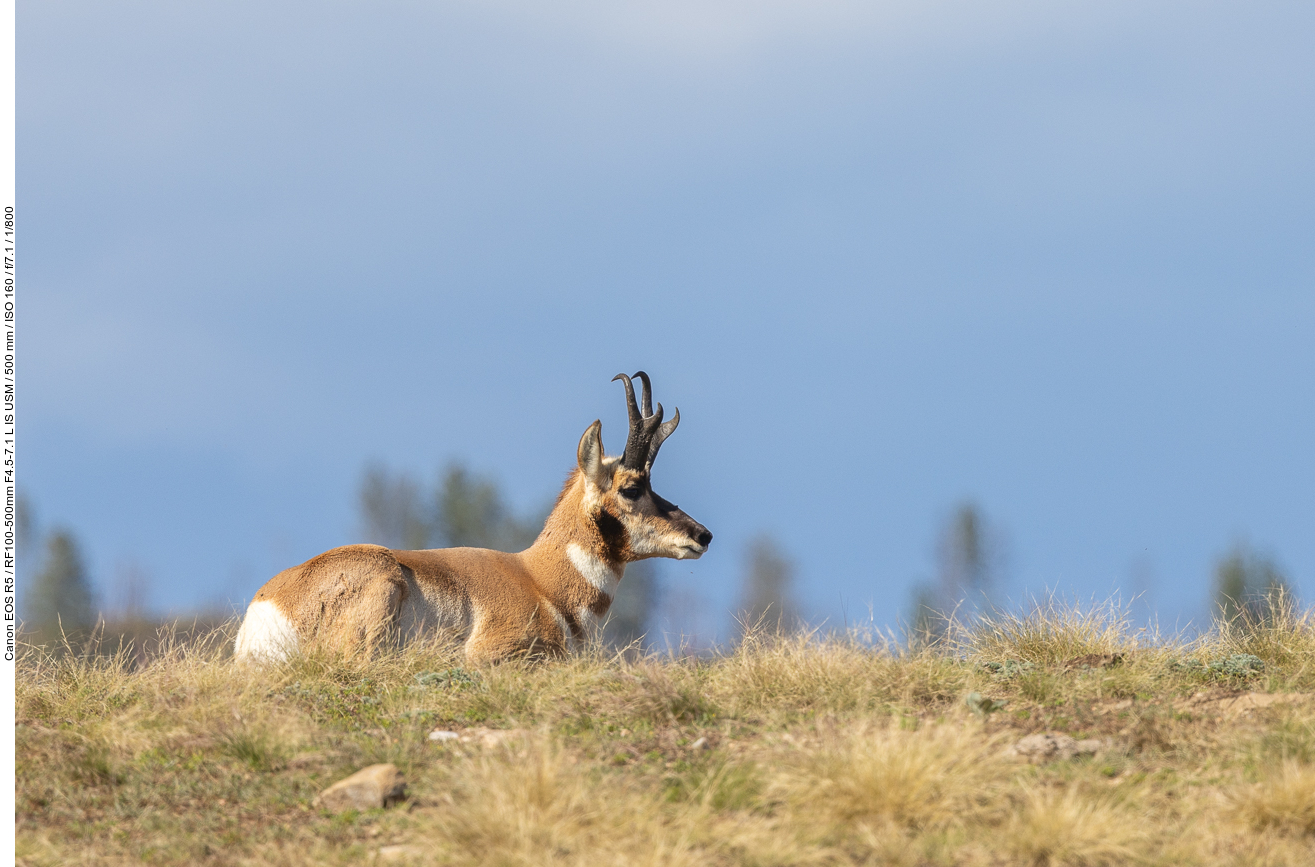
[{"xmin": 15, "ymin": 598, "xmax": 1315, "ymax": 866}]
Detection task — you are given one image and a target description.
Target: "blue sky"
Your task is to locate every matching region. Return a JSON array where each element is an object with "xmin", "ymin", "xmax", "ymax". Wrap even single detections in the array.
[{"xmin": 20, "ymin": 1, "xmax": 1315, "ymax": 640}]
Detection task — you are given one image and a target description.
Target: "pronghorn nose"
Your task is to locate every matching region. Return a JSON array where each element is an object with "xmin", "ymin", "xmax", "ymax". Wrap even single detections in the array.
[{"xmin": 696, "ymin": 529, "xmax": 713, "ymax": 547}]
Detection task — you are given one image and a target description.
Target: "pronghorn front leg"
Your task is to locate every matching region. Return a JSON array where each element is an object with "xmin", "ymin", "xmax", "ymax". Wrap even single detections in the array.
[{"xmin": 463, "ymin": 602, "xmax": 568, "ymax": 663}]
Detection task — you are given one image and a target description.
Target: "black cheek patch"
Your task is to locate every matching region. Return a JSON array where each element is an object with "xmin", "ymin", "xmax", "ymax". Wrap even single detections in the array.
[
  {"xmin": 595, "ymin": 509, "xmax": 628, "ymax": 560},
  {"xmin": 596, "ymin": 509, "xmax": 624, "ymax": 540}
]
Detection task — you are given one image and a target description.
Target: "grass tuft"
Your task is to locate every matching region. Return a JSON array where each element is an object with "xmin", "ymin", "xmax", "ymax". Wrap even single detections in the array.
[
  {"xmin": 1005, "ymin": 786, "xmax": 1149, "ymax": 866},
  {"xmin": 962, "ymin": 593, "xmax": 1146, "ymax": 666},
  {"xmin": 785, "ymin": 721, "xmax": 1011, "ymax": 835},
  {"xmin": 1209, "ymin": 587, "xmax": 1315, "ymax": 675},
  {"xmin": 1235, "ymin": 762, "xmax": 1315, "ymax": 837}
]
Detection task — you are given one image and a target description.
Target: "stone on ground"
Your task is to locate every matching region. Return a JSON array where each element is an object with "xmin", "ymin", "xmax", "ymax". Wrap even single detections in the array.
[
  {"xmin": 1005, "ymin": 732, "xmax": 1105, "ymax": 763},
  {"xmin": 314, "ymin": 763, "xmax": 407, "ymax": 812}
]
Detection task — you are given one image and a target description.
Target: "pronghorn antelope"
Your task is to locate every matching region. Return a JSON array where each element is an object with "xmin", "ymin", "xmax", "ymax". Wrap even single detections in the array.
[{"xmin": 234, "ymin": 372, "xmax": 712, "ymax": 663}]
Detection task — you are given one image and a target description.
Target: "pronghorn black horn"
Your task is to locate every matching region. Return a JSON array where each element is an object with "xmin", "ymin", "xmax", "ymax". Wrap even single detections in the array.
[
  {"xmin": 612, "ymin": 371, "xmax": 673, "ymax": 471},
  {"xmin": 646, "ymin": 406, "xmax": 679, "ymax": 472},
  {"xmin": 633, "ymin": 370, "xmax": 654, "ymax": 417},
  {"xmin": 612, "ymin": 373, "xmax": 641, "ymax": 429}
]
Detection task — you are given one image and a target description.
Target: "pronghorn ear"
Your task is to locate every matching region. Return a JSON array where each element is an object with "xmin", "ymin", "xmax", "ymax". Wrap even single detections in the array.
[{"xmin": 577, "ymin": 420, "xmax": 609, "ymax": 489}]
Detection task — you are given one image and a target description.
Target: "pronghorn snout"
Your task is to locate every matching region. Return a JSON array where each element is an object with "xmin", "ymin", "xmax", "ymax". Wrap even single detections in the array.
[{"xmin": 674, "ymin": 516, "xmax": 713, "ymax": 559}]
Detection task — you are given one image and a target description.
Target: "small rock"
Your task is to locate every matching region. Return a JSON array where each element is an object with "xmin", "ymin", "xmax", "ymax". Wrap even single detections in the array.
[
  {"xmin": 314, "ymin": 764, "xmax": 407, "ymax": 812},
  {"xmin": 1005, "ymin": 733, "xmax": 1105, "ymax": 763},
  {"xmin": 428, "ymin": 730, "xmax": 460, "ymax": 743},
  {"xmin": 689, "ymin": 736, "xmax": 709, "ymax": 751}
]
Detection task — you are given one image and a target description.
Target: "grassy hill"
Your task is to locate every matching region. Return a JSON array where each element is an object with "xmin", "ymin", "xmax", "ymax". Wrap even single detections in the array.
[{"xmin": 15, "ymin": 599, "xmax": 1315, "ymax": 866}]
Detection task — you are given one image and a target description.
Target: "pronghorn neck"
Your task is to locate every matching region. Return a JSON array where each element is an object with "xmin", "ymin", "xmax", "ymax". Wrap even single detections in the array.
[
  {"xmin": 524, "ymin": 470, "xmax": 626, "ymax": 615},
  {"xmin": 565, "ymin": 542, "xmax": 622, "ymax": 602}
]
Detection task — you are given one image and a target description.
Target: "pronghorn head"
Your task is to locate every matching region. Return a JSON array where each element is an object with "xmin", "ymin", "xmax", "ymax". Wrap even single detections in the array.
[{"xmin": 575, "ymin": 372, "xmax": 712, "ymax": 562}]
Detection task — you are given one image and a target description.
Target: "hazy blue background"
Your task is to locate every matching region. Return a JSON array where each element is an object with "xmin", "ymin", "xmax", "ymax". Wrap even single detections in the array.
[{"xmin": 20, "ymin": 1, "xmax": 1315, "ymax": 640}]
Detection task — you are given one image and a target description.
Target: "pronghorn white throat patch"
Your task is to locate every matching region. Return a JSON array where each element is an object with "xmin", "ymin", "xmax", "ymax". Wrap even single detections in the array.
[{"xmin": 567, "ymin": 542, "xmax": 621, "ymax": 599}]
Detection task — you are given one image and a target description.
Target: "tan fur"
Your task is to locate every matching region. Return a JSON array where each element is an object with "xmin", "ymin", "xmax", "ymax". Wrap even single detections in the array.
[{"xmin": 237, "ymin": 423, "xmax": 710, "ymax": 663}]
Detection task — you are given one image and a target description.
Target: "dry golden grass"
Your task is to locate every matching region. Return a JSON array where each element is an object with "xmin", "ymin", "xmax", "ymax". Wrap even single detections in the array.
[
  {"xmin": 785, "ymin": 722, "xmax": 1011, "ymax": 833},
  {"xmin": 1208, "ymin": 588, "xmax": 1315, "ymax": 678},
  {"xmin": 1234, "ymin": 761, "xmax": 1315, "ymax": 837},
  {"xmin": 1004, "ymin": 786, "xmax": 1149, "ymax": 866},
  {"xmin": 14, "ymin": 599, "xmax": 1315, "ymax": 866},
  {"xmin": 960, "ymin": 593, "xmax": 1152, "ymax": 665}
]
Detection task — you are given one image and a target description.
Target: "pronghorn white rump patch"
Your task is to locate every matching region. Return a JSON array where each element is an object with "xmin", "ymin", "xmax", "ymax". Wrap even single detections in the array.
[
  {"xmin": 233, "ymin": 600, "xmax": 299, "ymax": 662},
  {"xmin": 567, "ymin": 542, "xmax": 620, "ymax": 598}
]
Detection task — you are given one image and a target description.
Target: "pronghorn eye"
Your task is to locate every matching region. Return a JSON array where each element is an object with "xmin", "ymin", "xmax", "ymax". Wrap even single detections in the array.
[{"xmin": 618, "ymin": 485, "xmax": 644, "ymax": 500}]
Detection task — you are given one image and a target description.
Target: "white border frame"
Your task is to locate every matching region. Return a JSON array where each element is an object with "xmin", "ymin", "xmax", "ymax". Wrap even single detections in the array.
[{"xmin": 2, "ymin": 0, "xmax": 16, "ymax": 862}]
